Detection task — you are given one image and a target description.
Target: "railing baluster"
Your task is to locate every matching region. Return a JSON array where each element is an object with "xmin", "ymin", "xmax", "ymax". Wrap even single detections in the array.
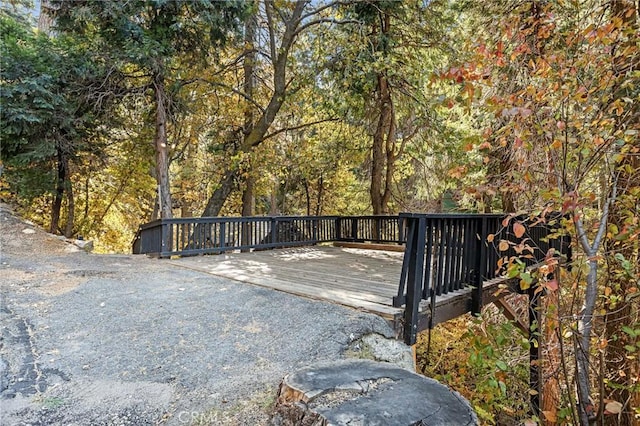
[
  {"xmin": 422, "ymin": 218, "xmax": 434, "ymax": 299},
  {"xmin": 436, "ymin": 219, "xmax": 446, "ymax": 296},
  {"xmin": 451, "ymin": 221, "xmax": 461, "ymax": 291},
  {"xmin": 444, "ymin": 219, "xmax": 455, "ymax": 293},
  {"xmin": 464, "ymin": 219, "xmax": 473, "ymax": 285}
]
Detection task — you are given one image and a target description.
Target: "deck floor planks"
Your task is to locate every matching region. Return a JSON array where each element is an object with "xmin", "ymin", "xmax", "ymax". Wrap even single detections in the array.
[
  {"xmin": 169, "ymin": 245, "xmax": 512, "ymax": 331},
  {"xmin": 170, "ymin": 246, "xmax": 405, "ymax": 319}
]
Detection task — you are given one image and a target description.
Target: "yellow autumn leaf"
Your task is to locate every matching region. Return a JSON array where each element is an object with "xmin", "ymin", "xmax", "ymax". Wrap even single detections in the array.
[{"xmin": 499, "ymin": 240, "xmax": 509, "ymax": 251}]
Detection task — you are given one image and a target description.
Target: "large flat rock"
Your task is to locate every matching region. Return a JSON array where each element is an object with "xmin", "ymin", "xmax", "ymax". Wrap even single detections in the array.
[{"xmin": 272, "ymin": 359, "xmax": 478, "ymax": 425}]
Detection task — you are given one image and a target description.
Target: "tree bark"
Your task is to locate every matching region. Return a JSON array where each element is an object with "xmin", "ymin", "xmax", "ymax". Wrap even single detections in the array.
[
  {"xmin": 241, "ymin": 4, "xmax": 257, "ymax": 222},
  {"xmin": 541, "ymin": 288, "xmax": 561, "ymax": 425},
  {"xmin": 603, "ymin": 2, "xmax": 639, "ymax": 424},
  {"xmin": 37, "ymin": 0, "xmax": 54, "ymax": 34},
  {"xmin": 604, "ymin": 149, "xmax": 639, "ymax": 426},
  {"xmin": 64, "ymin": 177, "xmax": 74, "ymax": 238},
  {"xmin": 574, "ymin": 192, "xmax": 614, "ymax": 425},
  {"xmin": 303, "ymin": 179, "xmax": 311, "ymax": 216},
  {"xmin": 50, "ymin": 145, "xmax": 67, "ymax": 234},
  {"xmin": 201, "ymin": 171, "xmax": 237, "ymax": 217},
  {"xmin": 370, "ymin": 12, "xmax": 395, "ymax": 216},
  {"xmin": 315, "ymin": 175, "xmax": 324, "ymax": 216},
  {"xmin": 154, "ymin": 74, "xmax": 172, "ymax": 219}
]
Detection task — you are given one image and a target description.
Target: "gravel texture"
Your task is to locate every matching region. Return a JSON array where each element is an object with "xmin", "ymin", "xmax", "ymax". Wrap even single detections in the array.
[{"xmin": 0, "ymin": 204, "xmax": 396, "ymax": 425}]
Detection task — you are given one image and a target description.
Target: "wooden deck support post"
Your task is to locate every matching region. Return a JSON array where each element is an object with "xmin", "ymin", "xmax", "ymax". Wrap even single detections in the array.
[{"xmin": 403, "ymin": 216, "xmax": 427, "ymax": 346}]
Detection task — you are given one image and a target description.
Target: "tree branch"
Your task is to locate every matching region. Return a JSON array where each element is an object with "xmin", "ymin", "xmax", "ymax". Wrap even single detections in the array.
[
  {"xmin": 294, "ymin": 18, "xmax": 360, "ymax": 36},
  {"xmin": 591, "ymin": 173, "xmax": 617, "ymax": 251},
  {"xmin": 263, "ymin": 117, "xmax": 339, "ymax": 141},
  {"xmin": 264, "ymin": 1, "xmax": 278, "ymax": 63}
]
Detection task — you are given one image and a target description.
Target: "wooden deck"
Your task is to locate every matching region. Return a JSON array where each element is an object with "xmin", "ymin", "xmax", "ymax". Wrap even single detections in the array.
[{"xmin": 169, "ymin": 245, "xmax": 507, "ymax": 335}]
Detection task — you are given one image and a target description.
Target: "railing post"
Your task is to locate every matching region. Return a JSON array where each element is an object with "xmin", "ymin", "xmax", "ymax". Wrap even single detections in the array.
[
  {"xmin": 241, "ymin": 218, "xmax": 251, "ymax": 253},
  {"xmin": 404, "ymin": 215, "xmax": 427, "ymax": 346},
  {"xmin": 271, "ymin": 217, "xmax": 278, "ymax": 245},
  {"xmin": 335, "ymin": 217, "xmax": 342, "ymax": 241},
  {"xmin": 161, "ymin": 220, "xmax": 170, "ymax": 257},
  {"xmin": 219, "ymin": 221, "xmax": 226, "ymax": 253},
  {"xmin": 471, "ymin": 217, "xmax": 488, "ymax": 314},
  {"xmin": 351, "ymin": 218, "xmax": 358, "ymax": 241},
  {"xmin": 312, "ymin": 218, "xmax": 318, "ymax": 243}
]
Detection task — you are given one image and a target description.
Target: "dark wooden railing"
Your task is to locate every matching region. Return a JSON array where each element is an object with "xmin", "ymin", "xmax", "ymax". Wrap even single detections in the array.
[
  {"xmin": 133, "ymin": 215, "xmax": 403, "ymax": 257},
  {"xmin": 133, "ymin": 213, "xmax": 569, "ymax": 347},
  {"xmin": 337, "ymin": 215, "xmax": 404, "ymax": 244},
  {"xmin": 396, "ymin": 213, "xmax": 571, "ymax": 345}
]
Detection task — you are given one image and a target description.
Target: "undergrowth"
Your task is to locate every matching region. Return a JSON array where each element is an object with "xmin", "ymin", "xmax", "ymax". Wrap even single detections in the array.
[{"xmin": 416, "ymin": 301, "xmax": 532, "ymax": 425}]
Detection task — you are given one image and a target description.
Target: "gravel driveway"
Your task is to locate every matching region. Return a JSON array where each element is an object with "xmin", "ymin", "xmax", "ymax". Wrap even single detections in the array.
[{"xmin": 0, "ymin": 204, "xmax": 397, "ymax": 425}]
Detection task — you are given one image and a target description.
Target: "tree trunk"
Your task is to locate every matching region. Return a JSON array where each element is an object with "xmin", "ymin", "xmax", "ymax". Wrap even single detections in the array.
[
  {"xmin": 315, "ymin": 175, "xmax": 324, "ymax": 216},
  {"xmin": 270, "ymin": 178, "xmax": 278, "ymax": 216},
  {"xmin": 574, "ymin": 209, "xmax": 613, "ymax": 425},
  {"xmin": 201, "ymin": 171, "xmax": 237, "ymax": 217},
  {"xmin": 370, "ymin": 12, "xmax": 395, "ymax": 216},
  {"xmin": 576, "ymin": 257, "xmax": 598, "ymax": 425},
  {"xmin": 541, "ymin": 288, "xmax": 561, "ymax": 425},
  {"xmin": 154, "ymin": 74, "xmax": 172, "ymax": 219},
  {"xmin": 303, "ymin": 180, "xmax": 311, "ymax": 216},
  {"xmin": 604, "ymin": 155, "xmax": 638, "ymax": 426},
  {"xmin": 370, "ymin": 73, "xmax": 395, "ymax": 215},
  {"xmin": 603, "ymin": 3, "xmax": 639, "ymax": 424},
  {"xmin": 241, "ymin": 4, "xmax": 257, "ymax": 222},
  {"xmin": 50, "ymin": 145, "xmax": 67, "ymax": 234},
  {"xmin": 37, "ymin": 0, "xmax": 53, "ymax": 34},
  {"xmin": 150, "ymin": 194, "xmax": 159, "ymax": 221},
  {"xmin": 241, "ymin": 174, "xmax": 255, "ymax": 252},
  {"xmin": 64, "ymin": 177, "xmax": 74, "ymax": 238}
]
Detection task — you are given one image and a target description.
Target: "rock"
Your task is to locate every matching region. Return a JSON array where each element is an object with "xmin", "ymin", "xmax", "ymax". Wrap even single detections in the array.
[
  {"xmin": 270, "ymin": 359, "xmax": 478, "ymax": 426},
  {"xmin": 346, "ymin": 333, "xmax": 415, "ymax": 371},
  {"xmin": 64, "ymin": 244, "xmax": 80, "ymax": 253},
  {"xmin": 74, "ymin": 240, "xmax": 94, "ymax": 252},
  {"xmin": 22, "ymin": 228, "xmax": 36, "ymax": 234}
]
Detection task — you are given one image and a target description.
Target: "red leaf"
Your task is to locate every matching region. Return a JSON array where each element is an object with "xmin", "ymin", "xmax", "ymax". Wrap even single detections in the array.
[{"xmin": 514, "ymin": 222, "xmax": 526, "ymax": 238}]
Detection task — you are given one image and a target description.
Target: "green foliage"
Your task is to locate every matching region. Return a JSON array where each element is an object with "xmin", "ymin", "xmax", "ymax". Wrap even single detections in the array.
[
  {"xmin": 417, "ymin": 313, "xmax": 531, "ymax": 425},
  {"xmin": 0, "ymin": 12, "xmax": 105, "ymax": 201},
  {"xmin": 51, "ymin": 0, "xmax": 248, "ymax": 68}
]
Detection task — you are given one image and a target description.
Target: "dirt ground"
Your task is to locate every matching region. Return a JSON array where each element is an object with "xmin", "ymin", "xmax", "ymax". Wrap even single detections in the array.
[{"xmin": 0, "ymin": 203, "xmax": 398, "ymax": 425}]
